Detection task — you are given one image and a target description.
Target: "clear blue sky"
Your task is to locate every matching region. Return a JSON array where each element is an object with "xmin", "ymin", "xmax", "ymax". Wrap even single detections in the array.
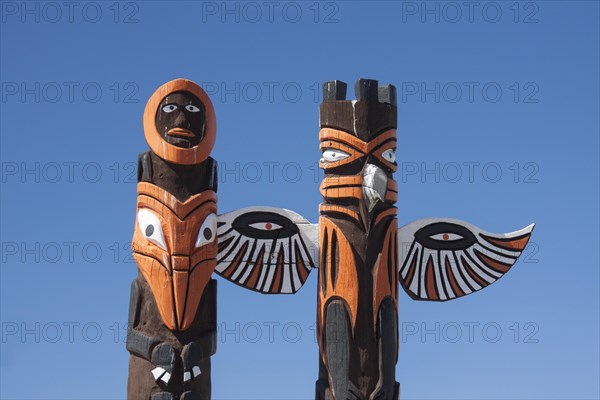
[{"xmin": 1, "ymin": 1, "xmax": 598, "ymax": 399}]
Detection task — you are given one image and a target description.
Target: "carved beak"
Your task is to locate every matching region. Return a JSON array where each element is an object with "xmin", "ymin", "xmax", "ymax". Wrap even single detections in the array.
[
  {"xmin": 171, "ymin": 255, "xmax": 191, "ymax": 330},
  {"xmin": 362, "ymin": 164, "xmax": 388, "ymax": 212}
]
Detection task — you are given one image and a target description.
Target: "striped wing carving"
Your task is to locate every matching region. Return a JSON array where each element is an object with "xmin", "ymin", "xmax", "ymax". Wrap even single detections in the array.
[
  {"xmin": 398, "ymin": 218, "xmax": 534, "ymax": 301},
  {"xmin": 216, "ymin": 207, "xmax": 318, "ymax": 294}
]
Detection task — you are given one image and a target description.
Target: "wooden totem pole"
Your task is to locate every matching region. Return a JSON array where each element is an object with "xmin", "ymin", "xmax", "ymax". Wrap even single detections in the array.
[
  {"xmin": 312, "ymin": 79, "xmax": 534, "ymax": 400},
  {"xmin": 127, "ymin": 79, "xmax": 219, "ymax": 400},
  {"xmin": 315, "ymin": 79, "xmax": 400, "ymax": 399}
]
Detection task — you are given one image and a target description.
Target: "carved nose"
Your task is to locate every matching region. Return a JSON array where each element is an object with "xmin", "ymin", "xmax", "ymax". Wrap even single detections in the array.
[
  {"xmin": 173, "ymin": 111, "xmax": 188, "ymax": 127},
  {"xmin": 171, "ymin": 255, "xmax": 190, "ymax": 271},
  {"xmin": 171, "ymin": 255, "xmax": 191, "ymax": 330},
  {"xmin": 362, "ymin": 164, "xmax": 388, "ymax": 212}
]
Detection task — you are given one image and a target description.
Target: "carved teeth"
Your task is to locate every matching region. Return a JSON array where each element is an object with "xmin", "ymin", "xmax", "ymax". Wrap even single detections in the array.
[
  {"xmin": 192, "ymin": 366, "xmax": 201, "ymax": 377},
  {"xmin": 151, "ymin": 367, "xmax": 166, "ymax": 381},
  {"xmin": 160, "ymin": 372, "xmax": 171, "ymax": 384}
]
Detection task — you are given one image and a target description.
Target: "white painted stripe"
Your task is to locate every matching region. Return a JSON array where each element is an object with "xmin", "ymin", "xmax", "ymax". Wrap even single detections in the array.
[
  {"xmin": 263, "ymin": 263, "xmax": 276, "ymax": 292},
  {"xmin": 218, "ymin": 234, "xmax": 240, "ymax": 262},
  {"xmin": 215, "ymin": 260, "xmax": 225, "ymax": 273},
  {"xmin": 297, "ymin": 236, "xmax": 317, "ymax": 269},
  {"xmin": 419, "ymin": 250, "xmax": 433, "ymax": 298},
  {"xmin": 478, "ymin": 239, "xmax": 521, "ymax": 258},
  {"xmin": 239, "ymin": 262, "xmax": 255, "ymax": 284},
  {"xmin": 256, "ymin": 251, "xmax": 270, "ymax": 290},
  {"xmin": 467, "ymin": 247, "xmax": 502, "ymax": 279},
  {"xmin": 447, "ymin": 252, "xmax": 471, "ymax": 295},
  {"xmin": 408, "ymin": 247, "xmax": 421, "ymax": 294},
  {"xmin": 462, "ymin": 253, "xmax": 496, "ymax": 284},
  {"xmin": 281, "ymin": 264, "xmax": 292, "ymax": 293},
  {"xmin": 432, "ymin": 253, "xmax": 447, "ymax": 300},
  {"xmin": 282, "ymin": 238, "xmax": 291, "ymax": 266},
  {"xmin": 473, "ymin": 243, "xmax": 517, "ymax": 265},
  {"xmin": 401, "ymin": 243, "xmax": 420, "ymax": 279},
  {"xmin": 439, "ymin": 251, "xmax": 455, "ymax": 299},
  {"xmin": 229, "ymin": 239, "xmax": 251, "ymax": 281},
  {"xmin": 456, "ymin": 251, "xmax": 482, "ymax": 291},
  {"xmin": 290, "ymin": 239, "xmax": 301, "ymax": 289}
]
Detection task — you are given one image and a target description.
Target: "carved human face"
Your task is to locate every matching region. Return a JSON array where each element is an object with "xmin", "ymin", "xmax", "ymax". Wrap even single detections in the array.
[
  {"xmin": 144, "ymin": 79, "xmax": 216, "ymax": 165},
  {"xmin": 155, "ymin": 91, "xmax": 206, "ymax": 148},
  {"xmin": 132, "ymin": 182, "xmax": 217, "ymax": 331}
]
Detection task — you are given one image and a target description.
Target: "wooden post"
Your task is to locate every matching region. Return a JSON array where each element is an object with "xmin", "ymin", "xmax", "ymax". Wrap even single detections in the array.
[
  {"xmin": 313, "ymin": 78, "xmax": 534, "ymax": 399},
  {"xmin": 316, "ymin": 79, "xmax": 400, "ymax": 400},
  {"xmin": 126, "ymin": 79, "xmax": 219, "ymax": 400}
]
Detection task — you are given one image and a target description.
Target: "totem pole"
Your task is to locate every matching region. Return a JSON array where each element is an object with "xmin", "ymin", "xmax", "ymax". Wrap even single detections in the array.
[
  {"xmin": 315, "ymin": 79, "xmax": 401, "ymax": 399},
  {"xmin": 126, "ymin": 79, "xmax": 321, "ymax": 399},
  {"xmin": 126, "ymin": 79, "xmax": 219, "ymax": 400},
  {"xmin": 211, "ymin": 78, "xmax": 533, "ymax": 400},
  {"xmin": 313, "ymin": 79, "xmax": 534, "ymax": 399}
]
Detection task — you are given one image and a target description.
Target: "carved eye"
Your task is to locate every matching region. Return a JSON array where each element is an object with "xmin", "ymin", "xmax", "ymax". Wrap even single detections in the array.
[
  {"xmin": 138, "ymin": 209, "xmax": 167, "ymax": 250},
  {"xmin": 382, "ymin": 149, "xmax": 396, "ymax": 164},
  {"xmin": 414, "ymin": 222, "xmax": 476, "ymax": 250},
  {"xmin": 162, "ymin": 104, "xmax": 178, "ymax": 113},
  {"xmin": 185, "ymin": 105, "xmax": 201, "ymax": 112},
  {"xmin": 321, "ymin": 149, "xmax": 350, "ymax": 163},
  {"xmin": 430, "ymin": 233, "xmax": 464, "ymax": 241},
  {"xmin": 248, "ymin": 222, "xmax": 283, "ymax": 231},
  {"xmin": 232, "ymin": 211, "xmax": 299, "ymax": 239},
  {"xmin": 196, "ymin": 213, "xmax": 217, "ymax": 248}
]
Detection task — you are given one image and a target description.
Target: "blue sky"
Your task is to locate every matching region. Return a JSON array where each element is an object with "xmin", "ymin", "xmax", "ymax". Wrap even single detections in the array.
[{"xmin": 1, "ymin": 1, "xmax": 598, "ymax": 399}]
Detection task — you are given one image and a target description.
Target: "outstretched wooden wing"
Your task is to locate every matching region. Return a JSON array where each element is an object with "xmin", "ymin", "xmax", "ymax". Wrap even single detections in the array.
[
  {"xmin": 216, "ymin": 207, "xmax": 319, "ymax": 294},
  {"xmin": 398, "ymin": 218, "xmax": 534, "ymax": 301}
]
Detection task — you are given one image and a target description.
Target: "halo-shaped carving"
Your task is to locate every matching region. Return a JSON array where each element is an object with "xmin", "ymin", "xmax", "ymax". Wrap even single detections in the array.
[{"xmin": 143, "ymin": 78, "xmax": 216, "ymax": 165}]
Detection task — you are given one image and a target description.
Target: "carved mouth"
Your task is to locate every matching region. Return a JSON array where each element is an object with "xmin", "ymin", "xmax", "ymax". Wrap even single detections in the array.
[{"xmin": 167, "ymin": 127, "xmax": 195, "ymax": 138}]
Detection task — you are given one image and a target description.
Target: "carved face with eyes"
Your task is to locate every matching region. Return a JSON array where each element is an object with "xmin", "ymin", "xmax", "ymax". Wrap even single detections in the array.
[
  {"xmin": 155, "ymin": 91, "xmax": 206, "ymax": 149},
  {"xmin": 319, "ymin": 127, "xmax": 398, "ymax": 226},
  {"xmin": 132, "ymin": 182, "xmax": 217, "ymax": 331},
  {"xmin": 320, "ymin": 147, "xmax": 396, "ymax": 166}
]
